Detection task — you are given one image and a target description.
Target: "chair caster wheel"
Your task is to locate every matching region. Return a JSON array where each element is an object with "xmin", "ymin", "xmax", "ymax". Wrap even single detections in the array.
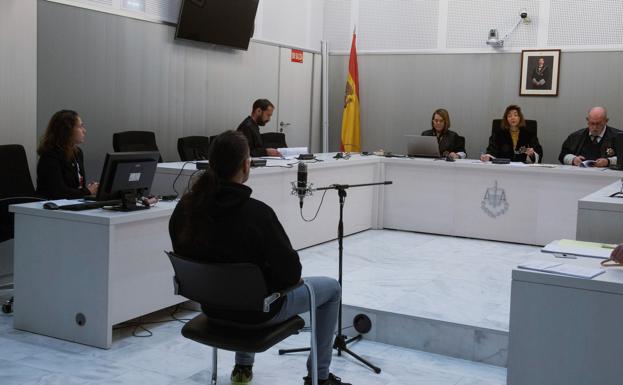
[{"xmin": 2, "ymin": 303, "xmax": 12, "ymax": 314}]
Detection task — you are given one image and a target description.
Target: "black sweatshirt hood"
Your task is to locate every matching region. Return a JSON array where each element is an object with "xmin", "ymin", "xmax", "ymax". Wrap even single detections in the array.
[{"xmin": 211, "ymin": 181, "xmax": 252, "ymax": 217}]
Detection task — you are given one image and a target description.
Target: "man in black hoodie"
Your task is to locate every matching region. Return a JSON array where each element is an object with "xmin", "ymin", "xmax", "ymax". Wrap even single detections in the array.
[{"xmin": 169, "ymin": 131, "xmax": 351, "ymax": 385}]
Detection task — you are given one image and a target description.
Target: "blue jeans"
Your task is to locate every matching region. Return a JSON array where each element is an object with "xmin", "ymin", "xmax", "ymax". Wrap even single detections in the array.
[{"xmin": 235, "ymin": 276, "xmax": 341, "ymax": 380}]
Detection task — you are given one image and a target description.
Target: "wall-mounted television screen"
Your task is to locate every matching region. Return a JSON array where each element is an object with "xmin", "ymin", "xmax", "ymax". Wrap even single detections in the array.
[{"xmin": 176, "ymin": 0, "xmax": 259, "ymax": 51}]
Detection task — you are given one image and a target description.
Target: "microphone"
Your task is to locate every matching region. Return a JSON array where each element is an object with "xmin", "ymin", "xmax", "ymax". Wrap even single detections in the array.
[{"xmin": 297, "ymin": 162, "xmax": 308, "ymax": 208}]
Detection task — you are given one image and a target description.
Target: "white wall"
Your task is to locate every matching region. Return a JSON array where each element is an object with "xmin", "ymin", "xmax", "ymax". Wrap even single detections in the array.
[
  {"xmin": 324, "ymin": 0, "xmax": 623, "ymax": 53},
  {"xmin": 45, "ymin": 0, "xmax": 325, "ymax": 51},
  {"xmin": 256, "ymin": 0, "xmax": 324, "ymax": 51}
]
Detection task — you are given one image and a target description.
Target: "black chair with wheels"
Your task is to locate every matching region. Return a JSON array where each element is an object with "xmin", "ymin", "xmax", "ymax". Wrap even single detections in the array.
[
  {"xmin": 491, "ymin": 119, "xmax": 539, "ymax": 162},
  {"xmin": 491, "ymin": 119, "xmax": 537, "ymax": 137},
  {"xmin": 165, "ymin": 251, "xmax": 318, "ymax": 385},
  {"xmin": 457, "ymin": 135, "xmax": 466, "ymax": 157},
  {"xmin": 261, "ymin": 132, "xmax": 287, "ymax": 149},
  {"xmin": 0, "ymin": 144, "xmax": 45, "ymax": 313},
  {"xmin": 177, "ymin": 136, "xmax": 211, "ymax": 161},
  {"xmin": 112, "ymin": 131, "xmax": 163, "ymax": 162}
]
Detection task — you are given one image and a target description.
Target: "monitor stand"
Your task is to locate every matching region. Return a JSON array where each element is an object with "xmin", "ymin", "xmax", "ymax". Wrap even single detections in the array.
[{"xmin": 108, "ymin": 191, "xmax": 150, "ymax": 212}]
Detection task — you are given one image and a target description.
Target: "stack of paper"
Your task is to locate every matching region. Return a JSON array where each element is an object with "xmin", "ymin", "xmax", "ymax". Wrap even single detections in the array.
[
  {"xmin": 541, "ymin": 239, "xmax": 615, "ymax": 259},
  {"xmin": 518, "ymin": 260, "xmax": 605, "ymax": 279},
  {"xmin": 278, "ymin": 147, "xmax": 308, "ymax": 159}
]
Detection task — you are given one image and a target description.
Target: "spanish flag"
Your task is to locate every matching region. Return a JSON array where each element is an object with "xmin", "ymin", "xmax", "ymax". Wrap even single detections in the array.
[{"xmin": 340, "ymin": 32, "xmax": 361, "ymax": 153}]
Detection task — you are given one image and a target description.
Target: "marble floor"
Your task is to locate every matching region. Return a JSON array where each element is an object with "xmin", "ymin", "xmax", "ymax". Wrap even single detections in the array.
[
  {"xmin": 299, "ymin": 229, "xmax": 543, "ymax": 331},
  {"xmin": 0, "ymin": 303, "xmax": 505, "ymax": 385},
  {"xmin": 0, "ymin": 229, "xmax": 536, "ymax": 384}
]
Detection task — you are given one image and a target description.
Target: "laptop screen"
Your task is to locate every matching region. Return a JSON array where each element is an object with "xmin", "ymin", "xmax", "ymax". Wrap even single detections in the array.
[{"xmin": 405, "ymin": 135, "xmax": 440, "ymax": 158}]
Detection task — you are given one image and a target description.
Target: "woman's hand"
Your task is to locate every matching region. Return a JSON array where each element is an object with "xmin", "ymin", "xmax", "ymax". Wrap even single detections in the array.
[
  {"xmin": 480, "ymin": 154, "xmax": 492, "ymax": 162},
  {"xmin": 525, "ymin": 148, "xmax": 535, "ymax": 157},
  {"xmin": 87, "ymin": 182, "xmax": 99, "ymax": 195},
  {"xmin": 610, "ymin": 244, "xmax": 623, "ymax": 264}
]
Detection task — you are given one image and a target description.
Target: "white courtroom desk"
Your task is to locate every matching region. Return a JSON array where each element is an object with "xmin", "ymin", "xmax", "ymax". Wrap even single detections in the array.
[
  {"xmin": 152, "ymin": 155, "xmax": 383, "ymax": 250},
  {"xmin": 576, "ymin": 180, "xmax": 623, "ymax": 244},
  {"xmin": 507, "ymin": 257, "xmax": 623, "ymax": 385},
  {"xmin": 382, "ymin": 158, "xmax": 622, "ymax": 245},
  {"xmin": 10, "ymin": 155, "xmax": 622, "ymax": 349},
  {"xmin": 11, "ymin": 201, "xmax": 182, "ymax": 349},
  {"xmin": 154, "ymin": 155, "xmax": 622, "ymax": 246}
]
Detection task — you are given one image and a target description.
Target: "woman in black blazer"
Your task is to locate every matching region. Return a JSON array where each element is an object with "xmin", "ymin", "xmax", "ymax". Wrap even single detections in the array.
[
  {"xmin": 481, "ymin": 105, "xmax": 543, "ymax": 163},
  {"xmin": 421, "ymin": 108, "xmax": 466, "ymax": 160},
  {"xmin": 36, "ymin": 110, "xmax": 99, "ymax": 199}
]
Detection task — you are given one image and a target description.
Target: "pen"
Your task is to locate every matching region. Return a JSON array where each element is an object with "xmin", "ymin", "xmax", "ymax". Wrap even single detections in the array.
[{"xmin": 601, "ymin": 244, "xmax": 616, "ymax": 249}]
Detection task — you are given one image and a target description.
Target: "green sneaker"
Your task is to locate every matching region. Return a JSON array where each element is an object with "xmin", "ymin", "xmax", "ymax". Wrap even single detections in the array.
[{"xmin": 231, "ymin": 364, "xmax": 253, "ymax": 385}]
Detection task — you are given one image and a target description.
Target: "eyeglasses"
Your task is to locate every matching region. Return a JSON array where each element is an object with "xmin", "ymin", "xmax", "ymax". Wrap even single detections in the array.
[{"xmin": 432, "ymin": 119, "xmax": 444, "ymax": 123}]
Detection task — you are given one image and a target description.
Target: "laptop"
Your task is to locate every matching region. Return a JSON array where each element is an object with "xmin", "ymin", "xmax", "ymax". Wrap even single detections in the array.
[{"xmin": 406, "ymin": 135, "xmax": 440, "ymax": 158}]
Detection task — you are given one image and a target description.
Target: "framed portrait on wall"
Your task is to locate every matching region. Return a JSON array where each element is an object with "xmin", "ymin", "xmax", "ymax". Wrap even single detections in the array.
[{"xmin": 519, "ymin": 49, "xmax": 561, "ymax": 96}]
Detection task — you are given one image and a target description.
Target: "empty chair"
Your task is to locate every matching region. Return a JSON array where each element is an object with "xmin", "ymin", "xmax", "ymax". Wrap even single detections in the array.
[
  {"xmin": 261, "ymin": 132, "xmax": 287, "ymax": 149},
  {"xmin": 177, "ymin": 136, "xmax": 211, "ymax": 161},
  {"xmin": 165, "ymin": 250, "xmax": 318, "ymax": 385},
  {"xmin": 0, "ymin": 144, "xmax": 45, "ymax": 313},
  {"xmin": 112, "ymin": 131, "xmax": 163, "ymax": 162}
]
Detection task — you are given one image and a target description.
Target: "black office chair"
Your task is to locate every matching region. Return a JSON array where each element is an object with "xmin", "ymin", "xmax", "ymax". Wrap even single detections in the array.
[
  {"xmin": 261, "ymin": 132, "xmax": 287, "ymax": 149},
  {"xmin": 0, "ymin": 144, "xmax": 45, "ymax": 313},
  {"xmin": 457, "ymin": 135, "xmax": 466, "ymax": 157},
  {"xmin": 112, "ymin": 131, "xmax": 163, "ymax": 162},
  {"xmin": 177, "ymin": 136, "xmax": 211, "ymax": 161},
  {"xmin": 491, "ymin": 119, "xmax": 537, "ymax": 136},
  {"xmin": 165, "ymin": 251, "xmax": 318, "ymax": 385}
]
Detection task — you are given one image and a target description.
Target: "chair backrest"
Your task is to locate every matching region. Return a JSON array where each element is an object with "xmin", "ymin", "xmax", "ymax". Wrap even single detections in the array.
[
  {"xmin": 0, "ymin": 144, "xmax": 42, "ymax": 243},
  {"xmin": 0, "ymin": 144, "xmax": 36, "ymax": 199},
  {"xmin": 261, "ymin": 132, "xmax": 287, "ymax": 148},
  {"xmin": 166, "ymin": 251, "xmax": 269, "ymax": 312},
  {"xmin": 177, "ymin": 136, "xmax": 211, "ymax": 161},
  {"xmin": 112, "ymin": 131, "xmax": 163, "ymax": 162},
  {"xmin": 491, "ymin": 119, "xmax": 538, "ymax": 136}
]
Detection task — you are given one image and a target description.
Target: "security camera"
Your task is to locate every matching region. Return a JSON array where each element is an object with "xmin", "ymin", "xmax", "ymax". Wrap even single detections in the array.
[{"xmin": 520, "ymin": 12, "xmax": 528, "ymax": 19}]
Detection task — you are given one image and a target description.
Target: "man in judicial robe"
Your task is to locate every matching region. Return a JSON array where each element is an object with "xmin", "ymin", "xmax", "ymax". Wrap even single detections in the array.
[{"xmin": 558, "ymin": 106, "xmax": 621, "ymax": 167}]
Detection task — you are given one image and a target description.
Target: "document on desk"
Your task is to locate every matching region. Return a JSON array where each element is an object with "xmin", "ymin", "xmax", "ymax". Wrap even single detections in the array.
[
  {"xmin": 541, "ymin": 239, "xmax": 614, "ymax": 259},
  {"xmin": 278, "ymin": 147, "xmax": 308, "ymax": 159},
  {"xmin": 518, "ymin": 260, "xmax": 605, "ymax": 279}
]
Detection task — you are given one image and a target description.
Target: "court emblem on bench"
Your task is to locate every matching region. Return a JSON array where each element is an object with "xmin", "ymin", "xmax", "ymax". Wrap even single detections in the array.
[{"xmin": 481, "ymin": 180, "xmax": 508, "ymax": 218}]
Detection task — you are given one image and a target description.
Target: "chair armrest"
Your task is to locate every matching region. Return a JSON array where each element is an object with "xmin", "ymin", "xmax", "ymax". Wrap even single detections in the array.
[{"xmin": 263, "ymin": 280, "xmax": 304, "ymax": 312}]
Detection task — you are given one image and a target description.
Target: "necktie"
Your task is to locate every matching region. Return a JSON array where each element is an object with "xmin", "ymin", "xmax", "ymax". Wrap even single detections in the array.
[{"xmin": 591, "ymin": 135, "xmax": 598, "ymax": 144}]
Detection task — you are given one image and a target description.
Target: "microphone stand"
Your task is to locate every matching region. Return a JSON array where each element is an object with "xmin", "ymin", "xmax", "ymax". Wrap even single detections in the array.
[{"xmin": 280, "ymin": 180, "xmax": 392, "ymax": 374}]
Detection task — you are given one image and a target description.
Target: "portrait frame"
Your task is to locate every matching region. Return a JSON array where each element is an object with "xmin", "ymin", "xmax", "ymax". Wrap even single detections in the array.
[{"xmin": 519, "ymin": 49, "xmax": 561, "ymax": 96}]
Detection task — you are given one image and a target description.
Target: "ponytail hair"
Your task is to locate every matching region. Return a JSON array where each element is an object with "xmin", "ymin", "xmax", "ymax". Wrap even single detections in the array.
[{"xmin": 180, "ymin": 131, "xmax": 250, "ymax": 233}]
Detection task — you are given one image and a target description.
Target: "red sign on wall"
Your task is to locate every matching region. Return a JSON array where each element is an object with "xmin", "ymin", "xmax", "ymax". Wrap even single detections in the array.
[{"xmin": 291, "ymin": 49, "xmax": 304, "ymax": 63}]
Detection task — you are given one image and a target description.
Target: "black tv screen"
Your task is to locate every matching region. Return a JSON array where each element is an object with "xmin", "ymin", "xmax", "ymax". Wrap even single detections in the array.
[{"xmin": 176, "ymin": 0, "xmax": 259, "ymax": 50}]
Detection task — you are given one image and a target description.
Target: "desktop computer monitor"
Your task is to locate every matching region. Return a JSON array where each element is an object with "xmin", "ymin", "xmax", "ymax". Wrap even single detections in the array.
[{"xmin": 96, "ymin": 151, "xmax": 160, "ymax": 211}]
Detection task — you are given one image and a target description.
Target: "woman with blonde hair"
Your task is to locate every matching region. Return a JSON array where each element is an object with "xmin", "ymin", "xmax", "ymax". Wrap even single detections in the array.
[{"xmin": 421, "ymin": 108, "xmax": 466, "ymax": 160}]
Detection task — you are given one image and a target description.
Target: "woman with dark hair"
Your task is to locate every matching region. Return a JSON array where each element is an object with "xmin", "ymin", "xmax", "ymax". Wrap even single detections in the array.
[
  {"xmin": 480, "ymin": 105, "xmax": 543, "ymax": 163},
  {"xmin": 168, "ymin": 131, "xmax": 350, "ymax": 385},
  {"xmin": 421, "ymin": 108, "xmax": 466, "ymax": 159},
  {"xmin": 36, "ymin": 110, "xmax": 99, "ymax": 199}
]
